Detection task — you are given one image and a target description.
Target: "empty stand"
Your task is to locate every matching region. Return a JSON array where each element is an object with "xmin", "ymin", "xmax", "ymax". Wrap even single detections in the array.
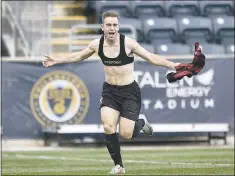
[
  {"xmin": 177, "ymin": 17, "xmax": 213, "ymax": 44},
  {"xmin": 130, "ymin": 1, "xmax": 165, "ymax": 19},
  {"xmin": 48, "ymin": 1, "xmax": 88, "ymax": 54},
  {"xmin": 212, "ymin": 16, "xmax": 234, "ymax": 45},
  {"xmin": 95, "ymin": 1, "xmax": 132, "ymax": 22},
  {"xmin": 4, "ymin": 0, "xmax": 234, "ymax": 57},
  {"xmin": 143, "ymin": 18, "xmax": 178, "ymax": 44},
  {"xmin": 199, "ymin": 0, "xmax": 234, "ymax": 17},
  {"xmin": 165, "ymin": 1, "xmax": 200, "ymax": 17},
  {"xmin": 156, "ymin": 43, "xmax": 191, "ymax": 55},
  {"xmin": 119, "ymin": 17, "xmax": 144, "ymax": 42}
]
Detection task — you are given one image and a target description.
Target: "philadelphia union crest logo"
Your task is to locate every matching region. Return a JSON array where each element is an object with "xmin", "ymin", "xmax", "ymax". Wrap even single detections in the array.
[{"xmin": 30, "ymin": 71, "xmax": 89, "ymax": 127}]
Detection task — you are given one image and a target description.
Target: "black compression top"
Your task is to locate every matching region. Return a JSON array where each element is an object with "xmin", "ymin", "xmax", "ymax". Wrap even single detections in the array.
[{"xmin": 98, "ymin": 34, "xmax": 134, "ymax": 66}]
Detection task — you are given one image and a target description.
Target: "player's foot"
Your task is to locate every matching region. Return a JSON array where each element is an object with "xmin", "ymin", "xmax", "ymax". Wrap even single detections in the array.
[
  {"xmin": 107, "ymin": 164, "xmax": 126, "ymax": 175},
  {"xmin": 139, "ymin": 114, "xmax": 153, "ymax": 136}
]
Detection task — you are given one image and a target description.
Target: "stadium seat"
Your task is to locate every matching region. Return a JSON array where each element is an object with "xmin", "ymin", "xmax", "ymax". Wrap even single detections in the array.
[
  {"xmin": 164, "ymin": 1, "xmax": 200, "ymax": 17},
  {"xmin": 212, "ymin": 16, "xmax": 234, "ymax": 45},
  {"xmin": 191, "ymin": 43, "xmax": 225, "ymax": 54},
  {"xmin": 119, "ymin": 18, "xmax": 144, "ymax": 42},
  {"xmin": 139, "ymin": 43, "xmax": 155, "ymax": 53},
  {"xmin": 225, "ymin": 44, "xmax": 234, "ymax": 54},
  {"xmin": 95, "ymin": 1, "xmax": 132, "ymax": 22},
  {"xmin": 177, "ymin": 17, "xmax": 213, "ymax": 44},
  {"xmin": 130, "ymin": 1, "xmax": 165, "ymax": 19},
  {"xmin": 143, "ymin": 18, "xmax": 178, "ymax": 44},
  {"xmin": 199, "ymin": 1, "xmax": 234, "ymax": 17},
  {"xmin": 155, "ymin": 43, "xmax": 191, "ymax": 55}
]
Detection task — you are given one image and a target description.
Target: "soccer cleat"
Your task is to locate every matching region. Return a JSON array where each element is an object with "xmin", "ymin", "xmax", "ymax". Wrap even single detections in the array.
[
  {"xmin": 107, "ymin": 164, "xmax": 126, "ymax": 175},
  {"xmin": 139, "ymin": 114, "xmax": 153, "ymax": 136}
]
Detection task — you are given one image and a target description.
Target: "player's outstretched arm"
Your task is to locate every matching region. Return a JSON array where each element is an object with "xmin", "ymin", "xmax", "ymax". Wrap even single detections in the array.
[
  {"xmin": 42, "ymin": 39, "xmax": 97, "ymax": 67},
  {"xmin": 129, "ymin": 38, "xmax": 180, "ymax": 70}
]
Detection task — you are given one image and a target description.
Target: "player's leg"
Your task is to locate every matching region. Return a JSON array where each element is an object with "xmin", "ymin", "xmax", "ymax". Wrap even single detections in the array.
[
  {"xmin": 101, "ymin": 106, "xmax": 119, "ymax": 134},
  {"xmin": 119, "ymin": 113, "xmax": 152, "ymax": 140},
  {"xmin": 119, "ymin": 81, "xmax": 153, "ymax": 139},
  {"xmin": 101, "ymin": 106, "xmax": 125, "ymax": 174},
  {"xmin": 101, "ymin": 106, "xmax": 122, "ymax": 167},
  {"xmin": 119, "ymin": 117, "xmax": 135, "ymax": 139},
  {"xmin": 100, "ymin": 82, "xmax": 125, "ymax": 174}
]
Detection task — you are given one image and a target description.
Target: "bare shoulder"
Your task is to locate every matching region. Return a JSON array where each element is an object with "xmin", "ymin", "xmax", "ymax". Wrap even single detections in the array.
[
  {"xmin": 125, "ymin": 36, "xmax": 140, "ymax": 51},
  {"xmin": 88, "ymin": 39, "xmax": 100, "ymax": 52},
  {"xmin": 125, "ymin": 36, "xmax": 137, "ymax": 46}
]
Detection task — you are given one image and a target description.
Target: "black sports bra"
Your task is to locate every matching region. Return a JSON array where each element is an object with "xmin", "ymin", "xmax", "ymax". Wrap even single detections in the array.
[{"xmin": 98, "ymin": 34, "xmax": 134, "ymax": 66}]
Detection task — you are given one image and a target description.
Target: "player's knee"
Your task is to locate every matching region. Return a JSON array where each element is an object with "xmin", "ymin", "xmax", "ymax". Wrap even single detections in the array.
[
  {"xmin": 119, "ymin": 130, "xmax": 133, "ymax": 140},
  {"xmin": 103, "ymin": 123, "xmax": 116, "ymax": 134}
]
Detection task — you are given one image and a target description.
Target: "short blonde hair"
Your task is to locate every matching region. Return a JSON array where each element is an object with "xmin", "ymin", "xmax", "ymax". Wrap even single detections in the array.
[{"xmin": 102, "ymin": 11, "xmax": 120, "ymax": 23}]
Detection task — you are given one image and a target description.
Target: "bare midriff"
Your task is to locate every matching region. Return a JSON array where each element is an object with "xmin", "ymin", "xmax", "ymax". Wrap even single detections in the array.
[{"xmin": 104, "ymin": 62, "xmax": 135, "ymax": 86}]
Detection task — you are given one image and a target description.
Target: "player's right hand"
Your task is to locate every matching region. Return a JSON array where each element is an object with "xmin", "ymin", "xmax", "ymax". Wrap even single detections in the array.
[{"xmin": 42, "ymin": 55, "xmax": 57, "ymax": 67}]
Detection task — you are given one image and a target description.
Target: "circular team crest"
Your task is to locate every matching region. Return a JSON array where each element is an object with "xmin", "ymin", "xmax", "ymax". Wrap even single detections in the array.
[{"xmin": 30, "ymin": 71, "xmax": 89, "ymax": 127}]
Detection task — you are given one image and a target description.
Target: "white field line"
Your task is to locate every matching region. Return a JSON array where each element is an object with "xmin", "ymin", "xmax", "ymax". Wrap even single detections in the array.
[
  {"xmin": 3, "ymin": 150, "xmax": 233, "ymax": 157},
  {"xmin": 2, "ymin": 145, "xmax": 234, "ymax": 152},
  {"xmin": 2, "ymin": 167, "xmax": 109, "ymax": 172},
  {"xmin": 3, "ymin": 154, "xmax": 234, "ymax": 168},
  {"xmin": 3, "ymin": 150, "xmax": 232, "ymax": 155}
]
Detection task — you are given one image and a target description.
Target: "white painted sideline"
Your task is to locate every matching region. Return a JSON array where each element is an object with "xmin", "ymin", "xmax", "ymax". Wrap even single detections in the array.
[
  {"xmin": 3, "ymin": 154, "xmax": 233, "ymax": 167},
  {"xmin": 2, "ymin": 143, "xmax": 234, "ymax": 152}
]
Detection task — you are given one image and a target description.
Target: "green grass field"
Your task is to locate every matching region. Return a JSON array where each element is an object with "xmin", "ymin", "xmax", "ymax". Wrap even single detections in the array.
[{"xmin": 2, "ymin": 146, "xmax": 234, "ymax": 175}]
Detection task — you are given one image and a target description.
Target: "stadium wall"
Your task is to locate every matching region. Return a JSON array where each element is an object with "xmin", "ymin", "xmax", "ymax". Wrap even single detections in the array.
[{"xmin": 1, "ymin": 55, "xmax": 234, "ymax": 139}]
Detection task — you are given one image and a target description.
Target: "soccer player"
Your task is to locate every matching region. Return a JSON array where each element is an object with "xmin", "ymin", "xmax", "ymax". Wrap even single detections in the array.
[{"xmin": 43, "ymin": 11, "xmax": 180, "ymax": 174}]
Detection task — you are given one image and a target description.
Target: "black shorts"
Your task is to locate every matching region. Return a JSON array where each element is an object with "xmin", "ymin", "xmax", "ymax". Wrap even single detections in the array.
[{"xmin": 100, "ymin": 81, "xmax": 141, "ymax": 121}]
